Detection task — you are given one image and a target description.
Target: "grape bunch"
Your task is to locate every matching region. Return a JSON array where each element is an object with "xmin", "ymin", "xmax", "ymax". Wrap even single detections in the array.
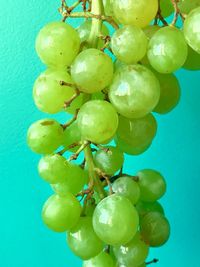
[{"xmin": 27, "ymin": 0, "xmax": 200, "ymax": 266}]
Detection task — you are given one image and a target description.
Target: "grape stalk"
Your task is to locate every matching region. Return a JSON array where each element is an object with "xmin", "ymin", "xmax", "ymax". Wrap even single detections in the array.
[{"xmin": 27, "ymin": 0, "xmax": 200, "ymax": 266}]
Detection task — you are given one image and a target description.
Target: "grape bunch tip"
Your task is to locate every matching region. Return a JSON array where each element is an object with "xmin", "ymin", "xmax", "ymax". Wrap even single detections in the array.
[{"xmin": 27, "ymin": 0, "xmax": 200, "ymax": 266}]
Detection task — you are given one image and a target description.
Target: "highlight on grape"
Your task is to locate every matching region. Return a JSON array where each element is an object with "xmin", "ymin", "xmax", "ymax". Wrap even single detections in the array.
[{"xmin": 27, "ymin": 0, "xmax": 200, "ymax": 266}]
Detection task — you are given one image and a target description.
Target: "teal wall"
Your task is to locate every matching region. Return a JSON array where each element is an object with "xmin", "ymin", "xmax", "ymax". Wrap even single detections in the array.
[{"xmin": 0, "ymin": 1, "xmax": 199, "ymax": 266}]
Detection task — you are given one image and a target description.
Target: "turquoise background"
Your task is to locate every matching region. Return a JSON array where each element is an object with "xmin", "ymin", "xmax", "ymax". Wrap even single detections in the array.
[{"xmin": 0, "ymin": 1, "xmax": 200, "ymax": 266}]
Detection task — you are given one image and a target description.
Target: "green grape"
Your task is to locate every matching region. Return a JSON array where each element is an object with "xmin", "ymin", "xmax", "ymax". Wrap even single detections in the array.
[
  {"xmin": 83, "ymin": 252, "xmax": 115, "ymax": 267},
  {"xmin": 140, "ymin": 212, "xmax": 170, "ymax": 247},
  {"xmin": 103, "ymin": 0, "xmax": 114, "ymax": 16},
  {"xmin": 77, "ymin": 100, "xmax": 118, "ymax": 144},
  {"xmin": 112, "ymin": 176, "xmax": 140, "ymax": 205},
  {"xmin": 136, "ymin": 201, "xmax": 165, "ymax": 218},
  {"xmin": 109, "ymin": 64, "xmax": 160, "ymax": 119},
  {"xmin": 178, "ymin": 0, "xmax": 200, "ymax": 14},
  {"xmin": 42, "ymin": 193, "xmax": 81, "ymax": 232},
  {"xmin": 77, "ymin": 20, "xmax": 109, "ymax": 49},
  {"xmin": 153, "ymin": 72, "xmax": 181, "ymax": 114},
  {"xmin": 183, "ymin": 7, "xmax": 200, "ymax": 54},
  {"xmin": 111, "ymin": 26, "xmax": 148, "ymax": 64},
  {"xmin": 94, "ymin": 146, "xmax": 124, "ymax": 176},
  {"xmin": 63, "ymin": 121, "xmax": 81, "ymax": 153},
  {"xmin": 71, "ymin": 48, "xmax": 114, "ymax": 93},
  {"xmin": 183, "ymin": 46, "xmax": 200, "ymax": 70},
  {"xmin": 138, "ymin": 264, "xmax": 146, "ymax": 267},
  {"xmin": 148, "ymin": 26, "xmax": 188, "ymax": 73},
  {"xmin": 65, "ymin": 93, "xmax": 90, "ymax": 115},
  {"xmin": 27, "ymin": 119, "xmax": 64, "ymax": 154},
  {"xmin": 160, "ymin": 0, "xmax": 174, "ymax": 17},
  {"xmin": 113, "ymin": 60, "xmax": 127, "ymax": 74},
  {"xmin": 35, "ymin": 21, "xmax": 80, "ymax": 68},
  {"xmin": 92, "ymin": 92, "xmax": 105, "ymax": 100},
  {"xmin": 112, "ymin": 0, "xmax": 158, "ymax": 28},
  {"xmin": 67, "ymin": 217, "xmax": 104, "ymax": 260},
  {"xmin": 51, "ymin": 164, "xmax": 88, "ymax": 196},
  {"xmin": 33, "ymin": 69, "xmax": 75, "ymax": 114},
  {"xmin": 137, "ymin": 169, "xmax": 166, "ymax": 202},
  {"xmin": 84, "ymin": 198, "xmax": 96, "ymax": 216},
  {"xmin": 116, "ymin": 114, "xmax": 157, "ymax": 150},
  {"xmin": 113, "ymin": 232, "xmax": 149, "ymax": 267},
  {"xmin": 93, "ymin": 194, "xmax": 139, "ymax": 246}
]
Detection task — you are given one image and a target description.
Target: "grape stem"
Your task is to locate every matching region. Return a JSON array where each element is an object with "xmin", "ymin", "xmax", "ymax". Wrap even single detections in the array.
[
  {"xmin": 146, "ymin": 258, "xmax": 159, "ymax": 265},
  {"xmin": 57, "ymin": 142, "xmax": 80, "ymax": 155},
  {"xmin": 171, "ymin": 0, "xmax": 180, "ymax": 25},
  {"xmin": 68, "ymin": 141, "xmax": 90, "ymax": 161},
  {"xmin": 62, "ymin": 108, "xmax": 80, "ymax": 129},
  {"xmin": 154, "ymin": 0, "xmax": 168, "ymax": 26},
  {"xmin": 95, "ymin": 168, "xmax": 113, "ymax": 195}
]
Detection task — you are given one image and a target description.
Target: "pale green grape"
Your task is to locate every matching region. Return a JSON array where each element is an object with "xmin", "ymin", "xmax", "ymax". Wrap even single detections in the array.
[
  {"xmin": 114, "ymin": 60, "xmax": 127, "ymax": 74},
  {"xmin": 35, "ymin": 21, "xmax": 80, "ymax": 68},
  {"xmin": 83, "ymin": 252, "xmax": 115, "ymax": 267},
  {"xmin": 136, "ymin": 201, "xmax": 165, "ymax": 217},
  {"xmin": 137, "ymin": 169, "xmax": 166, "ymax": 202},
  {"xmin": 42, "ymin": 194, "xmax": 81, "ymax": 232},
  {"xmin": 109, "ymin": 64, "xmax": 160, "ymax": 119},
  {"xmin": 183, "ymin": 7, "xmax": 200, "ymax": 54},
  {"xmin": 93, "ymin": 194, "xmax": 139, "ymax": 246},
  {"xmin": 85, "ymin": 199, "xmax": 96, "ymax": 217},
  {"xmin": 63, "ymin": 121, "xmax": 81, "ymax": 153},
  {"xmin": 92, "ymin": 92, "xmax": 105, "ymax": 100},
  {"xmin": 112, "ymin": 0, "xmax": 158, "ymax": 28},
  {"xmin": 77, "ymin": 100, "xmax": 118, "ymax": 144},
  {"xmin": 148, "ymin": 26, "xmax": 188, "ymax": 73},
  {"xmin": 140, "ymin": 212, "xmax": 170, "ymax": 247},
  {"xmin": 67, "ymin": 217, "xmax": 104, "ymax": 260},
  {"xmin": 183, "ymin": 46, "xmax": 200, "ymax": 70},
  {"xmin": 178, "ymin": 0, "xmax": 200, "ymax": 14},
  {"xmin": 103, "ymin": 0, "xmax": 114, "ymax": 16},
  {"xmin": 111, "ymin": 26, "xmax": 148, "ymax": 64},
  {"xmin": 113, "ymin": 232, "xmax": 149, "ymax": 267},
  {"xmin": 65, "ymin": 93, "xmax": 90, "ymax": 115},
  {"xmin": 51, "ymin": 164, "xmax": 88, "ymax": 196},
  {"xmin": 112, "ymin": 176, "xmax": 140, "ymax": 205},
  {"xmin": 27, "ymin": 119, "xmax": 64, "ymax": 154},
  {"xmin": 71, "ymin": 48, "xmax": 114, "ymax": 93},
  {"xmin": 94, "ymin": 146, "xmax": 124, "ymax": 176},
  {"xmin": 33, "ymin": 69, "xmax": 75, "ymax": 114},
  {"xmin": 153, "ymin": 73, "xmax": 181, "ymax": 114},
  {"xmin": 160, "ymin": 0, "xmax": 174, "ymax": 17}
]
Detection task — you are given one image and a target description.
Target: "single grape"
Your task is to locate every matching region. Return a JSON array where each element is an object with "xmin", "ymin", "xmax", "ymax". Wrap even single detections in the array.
[
  {"xmin": 136, "ymin": 201, "xmax": 165, "ymax": 218},
  {"xmin": 92, "ymin": 91, "xmax": 105, "ymax": 101},
  {"xmin": 35, "ymin": 21, "xmax": 80, "ymax": 68},
  {"xmin": 113, "ymin": 232, "xmax": 149, "ymax": 267},
  {"xmin": 183, "ymin": 7, "xmax": 200, "ymax": 54},
  {"xmin": 27, "ymin": 119, "xmax": 64, "ymax": 154},
  {"xmin": 147, "ymin": 26, "xmax": 188, "ymax": 73},
  {"xmin": 183, "ymin": 46, "xmax": 200, "ymax": 70},
  {"xmin": 137, "ymin": 169, "xmax": 166, "ymax": 202},
  {"xmin": 109, "ymin": 64, "xmax": 160, "ymax": 119},
  {"xmin": 65, "ymin": 93, "xmax": 90, "ymax": 115},
  {"xmin": 94, "ymin": 146, "xmax": 124, "ymax": 176},
  {"xmin": 140, "ymin": 212, "xmax": 170, "ymax": 247},
  {"xmin": 178, "ymin": 0, "xmax": 200, "ymax": 14},
  {"xmin": 111, "ymin": 26, "xmax": 148, "ymax": 64},
  {"xmin": 112, "ymin": 0, "xmax": 158, "ymax": 28},
  {"xmin": 160, "ymin": 0, "xmax": 174, "ymax": 17},
  {"xmin": 63, "ymin": 121, "xmax": 82, "ymax": 153},
  {"xmin": 42, "ymin": 194, "xmax": 81, "ymax": 232},
  {"xmin": 67, "ymin": 217, "xmax": 104, "ymax": 260},
  {"xmin": 153, "ymin": 72, "xmax": 181, "ymax": 114},
  {"xmin": 112, "ymin": 176, "xmax": 140, "ymax": 205},
  {"xmin": 71, "ymin": 48, "xmax": 114, "ymax": 93},
  {"xmin": 83, "ymin": 252, "xmax": 115, "ymax": 267},
  {"xmin": 93, "ymin": 194, "xmax": 139, "ymax": 246},
  {"xmin": 84, "ymin": 198, "xmax": 96, "ymax": 217},
  {"xmin": 33, "ymin": 69, "xmax": 75, "ymax": 114},
  {"xmin": 77, "ymin": 100, "xmax": 118, "ymax": 144}
]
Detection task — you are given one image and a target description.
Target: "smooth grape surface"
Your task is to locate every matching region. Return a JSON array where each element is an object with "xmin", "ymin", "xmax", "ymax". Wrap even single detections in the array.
[
  {"xmin": 27, "ymin": 119, "xmax": 64, "ymax": 154},
  {"xmin": 77, "ymin": 100, "xmax": 118, "ymax": 144},
  {"xmin": 183, "ymin": 46, "xmax": 200, "ymax": 70},
  {"xmin": 71, "ymin": 48, "xmax": 114, "ymax": 93},
  {"xmin": 67, "ymin": 217, "xmax": 104, "ymax": 260},
  {"xmin": 109, "ymin": 64, "xmax": 160, "ymax": 119},
  {"xmin": 111, "ymin": 25, "xmax": 148, "ymax": 64},
  {"xmin": 63, "ymin": 121, "xmax": 82, "ymax": 152},
  {"xmin": 36, "ymin": 21, "xmax": 80, "ymax": 68},
  {"xmin": 112, "ymin": 176, "xmax": 140, "ymax": 205},
  {"xmin": 160, "ymin": 0, "xmax": 174, "ymax": 17},
  {"xmin": 83, "ymin": 252, "xmax": 115, "ymax": 267},
  {"xmin": 113, "ymin": 232, "xmax": 149, "ymax": 267},
  {"xmin": 179, "ymin": 0, "xmax": 200, "ymax": 14},
  {"xmin": 136, "ymin": 201, "xmax": 165, "ymax": 218},
  {"xmin": 42, "ymin": 194, "xmax": 81, "ymax": 232},
  {"xmin": 33, "ymin": 69, "xmax": 75, "ymax": 114},
  {"xmin": 183, "ymin": 7, "xmax": 200, "ymax": 54},
  {"xmin": 140, "ymin": 212, "xmax": 170, "ymax": 247},
  {"xmin": 137, "ymin": 169, "xmax": 166, "ymax": 202},
  {"xmin": 94, "ymin": 146, "xmax": 124, "ymax": 176},
  {"xmin": 93, "ymin": 194, "xmax": 139, "ymax": 246},
  {"xmin": 112, "ymin": 0, "xmax": 158, "ymax": 28},
  {"xmin": 148, "ymin": 26, "xmax": 188, "ymax": 73}
]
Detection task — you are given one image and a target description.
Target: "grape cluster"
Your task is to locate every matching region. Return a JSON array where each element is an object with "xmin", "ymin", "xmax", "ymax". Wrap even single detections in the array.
[{"xmin": 27, "ymin": 0, "xmax": 200, "ymax": 266}]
